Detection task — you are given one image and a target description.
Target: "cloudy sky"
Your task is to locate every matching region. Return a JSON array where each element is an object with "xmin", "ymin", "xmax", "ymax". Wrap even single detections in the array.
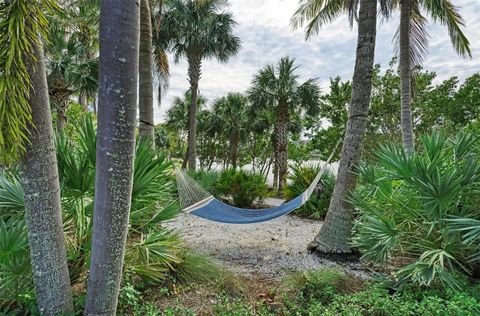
[{"xmin": 154, "ymin": 0, "xmax": 480, "ymax": 123}]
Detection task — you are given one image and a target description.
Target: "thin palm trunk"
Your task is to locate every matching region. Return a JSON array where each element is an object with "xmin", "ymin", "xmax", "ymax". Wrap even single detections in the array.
[
  {"xmin": 276, "ymin": 100, "xmax": 289, "ymax": 193},
  {"xmin": 84, "ymin": 1, "xmax": 139, "ymax": 314},
  {"xmin": 79, "ymin": 94, "xmax": 88, "ymax": 110},
  {"xmin": 139, "ymin": 0, "xmax": 155, "ymax": 149},
  {"xmin": 181, "ymin": 145, "xmax": 189, "ymax": 169},
  {"xmin": 272, "ymin": 159, "xmax": 278, "ymax": 189},
  {"xmin": 310, "ymin": 0, "xmax": 377, "ymax": 254},
  {"xmin": 400, "ymin": 0, "xmax": 414, "ymax": 153},
  {"xmin": 229, "ymin": 131, "xmax": 239, "ymax": 169},
  {"xmin": 57, "ymin": 106, "xmax": 66, "ymax": 131},
  {"xmin": 187, "ymin": 54, "xmax": 201, "ymax": 171},
  {"xmin": 20, "ymin": 40, "xmax": 74, "ymax": 316},
  {"xmin": 92, "ymin": 95, "xmax": 97, "ymax": 114}
]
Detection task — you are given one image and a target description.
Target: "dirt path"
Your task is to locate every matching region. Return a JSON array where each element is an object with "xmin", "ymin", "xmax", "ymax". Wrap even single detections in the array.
[{"xmin": 166, "ymin": 213, "xmax": 369, "ymax": 280}]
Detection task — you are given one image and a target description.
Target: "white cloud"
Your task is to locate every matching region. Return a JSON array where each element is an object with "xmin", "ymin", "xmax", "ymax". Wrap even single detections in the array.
[{"xmin": 154, "ymin": 0, "xmax": 480, "ymax": 123}]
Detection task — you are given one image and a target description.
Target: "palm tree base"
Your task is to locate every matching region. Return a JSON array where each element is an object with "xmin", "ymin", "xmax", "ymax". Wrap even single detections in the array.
[{"xmin": 307, "ymin": 240, "xmax": 359, "ymax": 262}]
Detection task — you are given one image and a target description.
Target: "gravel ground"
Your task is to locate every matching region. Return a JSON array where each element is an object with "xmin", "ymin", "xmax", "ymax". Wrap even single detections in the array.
[{"xmin": 166, "ymin": 212, "xmax": 371, "ymax": 280}]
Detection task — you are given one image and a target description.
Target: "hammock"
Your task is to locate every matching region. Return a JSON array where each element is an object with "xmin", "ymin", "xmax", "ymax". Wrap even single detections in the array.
[{"xmin": 175, "ymin": 140, "xmax": 340, "ymax": 224}]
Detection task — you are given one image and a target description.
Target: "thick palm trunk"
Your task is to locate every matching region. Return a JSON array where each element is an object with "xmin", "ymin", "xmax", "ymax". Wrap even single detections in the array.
[
  {"xmin": 20, "ymin": 40, "xmax": 73, "ymax": 316},
  {"xmin": 399, "ymin": 0, "xmax": 414, "ymax": 153},
  {"xmin": 187, "ymin": 54, "xmax": 201, "ymax": 171},
  {"xmin": 84, "ymin": 1, "xmax": 139, "ymax": 314},
  {"xmin": 139, "ymin": 0, "xmax": 155, "ymax": 149},
  {"xmin": 276, "ymin": 101, "xmax": 289, "ymax": 193},
  {"xmin": 310, "ymin": 0, "xmax": 377, "ymax": 254},
  {"xmin": 229, "ymin": 131, "xmax": 239, "ymax": 169}
]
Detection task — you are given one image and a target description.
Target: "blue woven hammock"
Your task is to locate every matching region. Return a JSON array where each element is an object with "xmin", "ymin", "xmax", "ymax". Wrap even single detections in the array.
[
  {"xmin": 175, "ymin": 140, "xmax": 340, "ymax": 224},
  {"xmin": 186, "ymin": 194, "xmax": 305, "ymax": 224}
]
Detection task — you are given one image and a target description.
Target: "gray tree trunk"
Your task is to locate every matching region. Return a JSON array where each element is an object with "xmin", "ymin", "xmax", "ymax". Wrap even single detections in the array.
[
  {"xmin": 310, "ymin": 0, "xmax": 377, "ymax": 254},
  {"xmin": 20, "ymin": 40, "xmax": 74, "ymax": 316},
  {"xmin": 399, "ymin": 0, "xmax": 414, "ymax": 153},
  {"xmin": 139, "ymin": 0, "xmax": 155, "ymax": 149},
  {"xmin": 187, "ymin": 54, "xmax": 201, "ymax": 171},
  {"xmin": 276, "ymin": 100, "xmax": 289, "ymax": 193},
  {"xmin": 84, "ymin": 1, "xmax": 140, "ymax": 314}
]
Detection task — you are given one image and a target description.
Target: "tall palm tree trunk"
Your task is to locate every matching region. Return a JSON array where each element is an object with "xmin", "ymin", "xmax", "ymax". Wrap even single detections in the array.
[
  {"xmin": 139, "ymin": 0, "xmax": 155, "ymax": 149},
  {"xmin": 399, "ymin": 0, "xmax": 414, "ymax": 153},
  {"xmin": 20, "ymin": 40, "xmax": 74, "ymax": 316},
  {"xmin": 187, "ymin": 54, "xmax": 201, "ymax": 171},
  {"xmin": 84, "ymin": 1, "xmax": 139, "ymax": 314},
  {"xmin": 276, "ymin": 101, "xmax": 289, "ymax": 193},
  {"xmin": 310, "ymin": 0, "xmax": 377, "ymax": 254}
]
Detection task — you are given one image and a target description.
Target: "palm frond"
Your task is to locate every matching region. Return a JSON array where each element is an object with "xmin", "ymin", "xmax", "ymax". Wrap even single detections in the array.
[
  {"xmin": 290, "ymin": 0, "xmax": 359, "ymax": 39},
  {"xmin": 422, "ymin": 0, "xmax": 471, "ymax": 57},
  {"xmin": 0, "ymin": 172, "xmax": 24, "ymax": 213},
  {"xmin": 0, "ymin": 0, "xmax": 58, "ymax": 161}
]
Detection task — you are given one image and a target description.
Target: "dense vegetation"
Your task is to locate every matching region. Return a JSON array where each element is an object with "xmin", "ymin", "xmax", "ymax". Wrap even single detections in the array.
[{"xmin": 1, "ymin": 0, "xmax": 479, "ymax": 314}]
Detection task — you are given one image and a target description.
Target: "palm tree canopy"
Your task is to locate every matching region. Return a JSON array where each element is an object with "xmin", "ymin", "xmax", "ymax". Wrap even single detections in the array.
[
  {"xmin": 45, "ymin": 1, "xmax": 100, "ymax": 103},
  {"xmin": 156, "ymin": 0, "xmax": 241, "ymax": 62},
  {"xmin": 290, "ymin": 0, "xmax": 360, "ymax": 39},
  {"xmin": 165, "ymin": 91, "xmax": 207, "ymax": 131},
  {"xmin": 248, "ymin": 57, "xmax": 321, "ymax": 116},
  {"xmin": 291, "ymin": 0, "xmax": 470, "ymax": 62},
  {"xmin": 212, "ymin": 93, "xmax": 248, "ymax": 134}
]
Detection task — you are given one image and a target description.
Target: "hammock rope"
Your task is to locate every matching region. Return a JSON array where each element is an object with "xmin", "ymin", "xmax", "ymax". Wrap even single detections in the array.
[{"xmin": 175, "ymin": 137, "xmax": 342, "ymax": 224}]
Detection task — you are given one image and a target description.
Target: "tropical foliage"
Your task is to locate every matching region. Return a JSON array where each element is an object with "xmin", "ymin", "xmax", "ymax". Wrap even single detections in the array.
[
  {"xmin": 248, "ymin": 56, "xmax": 320, "ymax": 192},
  {"xmin": 351, "ymin": 132, "xmax": 480, "ymax": 290},
  {"xmin": 188, "ymin": 169, "xmax": 268, "ymax": 208},
  {"xmin": 156, "ymin": 0, "xmax": 241, "ymax": 170},
  {"xmin": 0, "ymin": 0, "xmax": 57, "ymax": 161},
  {"xmin": 285, "ymin": 164, "xmax": 335, "ymax": 220},
  {"xmin": 0, "ymin": 116, "xmax": 182, "ymax": 309}
]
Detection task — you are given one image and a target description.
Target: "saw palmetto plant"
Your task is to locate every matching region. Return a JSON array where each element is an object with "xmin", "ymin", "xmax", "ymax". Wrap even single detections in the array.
[
  {"xmin": 0, "ymin": 115, "xmax": 183, "ymax": 308},
  {"xmin": 352, "ymin": 132, "xmax": 480, "ymax": 290}
]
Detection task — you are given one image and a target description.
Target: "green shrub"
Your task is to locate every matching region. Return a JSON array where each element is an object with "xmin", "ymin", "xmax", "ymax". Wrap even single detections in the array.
[
  {"xmin": 216, "ymin": 169, "xmax": 268, "ymax": 207},
  {"xmin": 351, "ymin": 132, "xmax": 480, "ymax": 290},
  {"xmin": 173, "ymin": 251, "xmax": 222, "ymax": 284},
  {"xmin": 305, "ymin": 286, "xmax": 480, "ymax": 316},
  {"xmin": 285, "ymin": 268, "xmax": 353, "ymax": 304},
  {"xmin": 285, "ymin": 163, "xmax": 335, "ymax": 220},
  {"xmin": 187, "ymin": 169, "xmax": 221, "ymax": 196}
]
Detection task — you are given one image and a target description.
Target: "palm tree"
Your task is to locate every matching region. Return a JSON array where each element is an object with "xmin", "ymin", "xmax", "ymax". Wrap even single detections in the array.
[
  {"xmin": 139, "ymin": 0, "xmax": 155, "ymax": 148},
  {"xmin": 46, "ymin": 11, "xmax": 98, "ymax": 131},
  {"xmin": 212, "ymin": 93, "xmax": 249, "ymax": 169},
  {"xmin": 84, "ymin": 1, "xmax": 140, "ymax": 314},
  {"xmin": 151, "ymin": 0, "xmax": 170, "ymax": 109},
  {"xmin": 157, "ymin": 0, "xmax": 241, "ymax": 170},
  {"xmin": 165, "ymin": 91, "xmax": 207, "ymax": 167},
  {"xmin": 66, "ymin": 0, "xmax": 100, "ymax": 110},
  {"xmin": 0, "ymin": 0, "xmax": 74, "ymax": 314},
  {"xmin": 292, "ymin": 0, "xmax": 378, "ymax": 253},
  {"xmin": 396, "ymin": 0, "xmax": 471, "ymax": 153},
  {"xmin": 248, "ymin": 57, "xmax": 320, "ymax": 192}
]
